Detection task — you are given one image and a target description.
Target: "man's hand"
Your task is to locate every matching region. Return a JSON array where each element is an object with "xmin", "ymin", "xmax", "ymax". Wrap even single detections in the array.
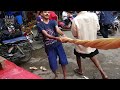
[
  {"xmin": 61, "ymin": 34, "xmax": 66, "ymax": 37},
  {"xmin": 55, "ymin": 37, "xmax": 62, "ymax": 42},
  {"xmin": 55, "ymin": 36, "xmax": 68, "ymax": 43},
  {"xmin": 59, "ymin": 36, "xmax": 69, "ymax": 43}
]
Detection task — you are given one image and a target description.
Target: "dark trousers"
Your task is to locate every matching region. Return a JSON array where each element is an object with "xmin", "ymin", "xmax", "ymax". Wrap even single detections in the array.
[{"xmin": 99, "ymin": 23, "xmax": 110, "ymax": 38}]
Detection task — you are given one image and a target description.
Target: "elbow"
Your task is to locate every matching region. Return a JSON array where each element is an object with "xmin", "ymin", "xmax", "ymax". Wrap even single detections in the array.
[
  {"xmin": 74, "ymin": 36, "xmax": 78, "ymax": 38},
  {"xmin": 73, "ymin": 33, "xmax": 78, "ymax": 38}
]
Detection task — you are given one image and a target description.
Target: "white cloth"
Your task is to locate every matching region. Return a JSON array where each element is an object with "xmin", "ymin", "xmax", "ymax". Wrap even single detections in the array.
[
  {"xmin": 71, "ymin": 11, "xmax": 100, "ymax": 54},
  {"xmin": 62, "ymin": 11, "xmax": 68, "ymax": 20}
]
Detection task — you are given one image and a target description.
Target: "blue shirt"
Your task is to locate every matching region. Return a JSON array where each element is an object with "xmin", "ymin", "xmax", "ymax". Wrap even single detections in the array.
[
  {"xmin": 15, "ymin": 15, "xmax": 23, "ymax": 25},
  {"xmin": 100, "ymin": 11, "xmax": 115, "ymax": 25},
  {"xmin": 37, "ymin": 20, "xmax": 59, "ymax": 46}
]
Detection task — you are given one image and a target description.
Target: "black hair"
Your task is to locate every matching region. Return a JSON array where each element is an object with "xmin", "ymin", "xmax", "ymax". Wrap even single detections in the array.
[
  {"xmin": 40, "ymin": 11, "xmax": 44, "ymax": 13},
  {"xmin": 76, "ymin": 11, "xmax": 81, "ymax": 13},
  {"xmin": 66, "ymin": 11, "xmax": 73, "ymax": 13}
]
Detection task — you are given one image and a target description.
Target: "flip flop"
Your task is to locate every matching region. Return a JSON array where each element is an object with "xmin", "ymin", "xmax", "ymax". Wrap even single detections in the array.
[
  {"xmin": 40, "ymin": 66, "xmax": 47, "ymax": 71},
  {"xmin": 29, "ymin": 66, "xmax": 38, "ymax": 70},
  {"xmin": 74, "ymin": 68, "xmax": 83, "ymax": 75}
]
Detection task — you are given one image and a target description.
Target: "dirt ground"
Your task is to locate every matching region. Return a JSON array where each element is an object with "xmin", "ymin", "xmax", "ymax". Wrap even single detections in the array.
[{"xmin": 20, "ymin": 29, "xmax": 120, "ymax": 79}]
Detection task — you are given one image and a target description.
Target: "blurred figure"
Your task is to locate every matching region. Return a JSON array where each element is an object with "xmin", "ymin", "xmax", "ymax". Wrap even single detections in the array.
[
  {"xmin": 14, "ymin": 11, "xmax": 23, "ymax": 26},
  {"xmin": 36, "ymin": 11, "xmax": 42, "ymax": 23},
  {"xmin": 49, "ymin": 11, "xmax": 58, "ymax": 22},
  {"xmin": 99, "ymin": 11, "xmax": 115, "ymax": 38},
  {"xmin": 62, "ymin": 11, "xmax": 68, "ymax": 21}
]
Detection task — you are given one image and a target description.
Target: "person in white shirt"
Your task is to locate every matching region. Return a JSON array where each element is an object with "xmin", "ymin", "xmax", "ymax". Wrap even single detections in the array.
[
  {"xmin": 71, "ymin": 11, "xmax": 108, "ymax": 79},
  {"xmin": 62, "ymin": 11, "xmax": 68, "ymax": 21}
]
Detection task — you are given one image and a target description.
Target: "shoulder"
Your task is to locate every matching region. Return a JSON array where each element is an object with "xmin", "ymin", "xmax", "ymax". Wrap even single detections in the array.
[
  {"xmin": 49, "ymin": 20, "xmax": 57, "ymax": 24},
  {"xmin": 88, "ymin": 12, "xmax": 98, "ymax": 18},
  {"xmin": 73, "ymin": 15, "xmax": 82, "ymax": 22},
  {"xmin": 37, "ymin": 21, "xmax": 45, "ymax": 27}
]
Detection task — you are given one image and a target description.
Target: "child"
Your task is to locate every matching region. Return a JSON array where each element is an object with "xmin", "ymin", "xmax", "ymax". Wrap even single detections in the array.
[{"xmin": 37, "ymin": 11, "xmax": 68, "ymax": 79}]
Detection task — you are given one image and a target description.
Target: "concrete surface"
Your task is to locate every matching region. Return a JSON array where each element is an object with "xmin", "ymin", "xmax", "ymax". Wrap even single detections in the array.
[{"xmin": 20, "ymin": 29, "xmax": 120, "ymax": 79}]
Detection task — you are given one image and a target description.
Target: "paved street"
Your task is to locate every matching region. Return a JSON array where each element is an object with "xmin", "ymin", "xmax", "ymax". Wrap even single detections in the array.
[{"xmin": 20, "ymin": 29, "xmax": 120, "ymax": 79}]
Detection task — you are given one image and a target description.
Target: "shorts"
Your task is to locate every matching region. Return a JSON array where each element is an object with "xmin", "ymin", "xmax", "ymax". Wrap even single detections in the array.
[
  {"xmin": 45, "ymin": 42, "xmax": 68, "ymax": 71},
  {"xmin": 74, "ymin": 49, "xmax": 99, "ymax": 59}
]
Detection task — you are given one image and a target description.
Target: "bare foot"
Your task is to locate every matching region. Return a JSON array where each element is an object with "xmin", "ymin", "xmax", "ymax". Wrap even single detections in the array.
[
  {"xmin": 53, "ymin": 75, "xmax": 58, "ymax": 79},
  {"xmin": 63, "ymin": 77, "xmax": 66, "ymax": 79},
  {"xmin": 101, "ymin": 72, "xmax": 108, "ymax": 79},
  {"xmin": 102, "ymin": 75, "xmax": 108, "ymax": 79},
  {"xmin": 74, "ymin": 68, "xmax": 83, "ymax": 75}
]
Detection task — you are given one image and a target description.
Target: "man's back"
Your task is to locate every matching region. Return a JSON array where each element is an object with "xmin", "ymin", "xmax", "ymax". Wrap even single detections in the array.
[
  {"xmin": 74, "ymin": 11, "xmax": 100, "ymax": 40},
  {"xmin": 72, "ymin": 11, "xmax": 100, "ymax": 54}
]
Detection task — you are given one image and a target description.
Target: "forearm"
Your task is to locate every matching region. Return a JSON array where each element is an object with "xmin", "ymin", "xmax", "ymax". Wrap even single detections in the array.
[
  {"xmin": 71, "ymin": 28, "xmax": 78, "ymax": 38},
  {"xmin": 57, "ymin": 29, "xmax": 65, "ymax": 36},
  {"xmin": 54, "ymin": 25, "xmax": 65, "ymax": 36},
  {"xmin": 72, "ymin": 32, "xmax": 78, "ymax": 38},
  {"xmin": 45, "ymin": 33, "xmax": 57, "ymax": 40},
  {"xmin": 42, "ymin": 31, "xmax": 57, "ymax": 40}
]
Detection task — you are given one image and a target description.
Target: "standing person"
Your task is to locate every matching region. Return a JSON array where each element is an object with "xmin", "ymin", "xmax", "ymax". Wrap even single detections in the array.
[
  {"xmin": 49, "ymin": 11, "xmax": 58, "ymax": 22},
  {"xmin": 36, "ymin": 11, "xmax": 42, "ymax": 23},
  {"xmin": 22, "ymin": 11, "xmax": 27, "ymax": 22},
  {"xmin": 99, "ymin": 11, "xmax": 115, "ymax": 38},
  {"xmin": 37, "ymin": 11, "xmax": 68, "ymax": 79},
  {"xmin": 35, "ymin": 11, "xmax": 43, "ymax": 41},
  {"xmin": 71, "ymin": 11, "xmax": 108, "ymax": 79},
  {"xmin": 14, "ymin": 11, "xmax": 23, "ymax": 26},
  {"xmin": 62, "ymin": 11, "xmax": 68, "ymax": 22},
  {"xmin": 66, "ymin": 11, "xmax": 74, "ymax": 27}
]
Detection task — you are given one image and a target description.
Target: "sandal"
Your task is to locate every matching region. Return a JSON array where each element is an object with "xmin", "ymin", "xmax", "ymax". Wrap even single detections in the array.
[
  {"xmin": 74, "ymin": 68, "xmax": 83, "ymax": 75},
  {"xmin": 40, "ymin": 66, "xmax": 47, "ymax": 71},
  {"xmin": 29, "ymin": 66, "xmax": 38, "ymax": 70}
]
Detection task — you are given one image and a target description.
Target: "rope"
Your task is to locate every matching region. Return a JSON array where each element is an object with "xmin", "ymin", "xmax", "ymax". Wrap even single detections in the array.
[{"xmin": 60, "ymin": 37, "xmax": 120, "ymax": 50}]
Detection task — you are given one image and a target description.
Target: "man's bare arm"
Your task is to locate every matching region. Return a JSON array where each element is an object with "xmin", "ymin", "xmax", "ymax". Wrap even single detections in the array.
[
  {"xmin": 55, "ymin": 25, "xmax": 66, "ymax": 36},
  {"xmin": 71, "ymin": 20, "xmax": 78, "ymax": 38},
  {"xmin": 41, "ymin": 30, "xmax": 61, "ymax": 41}
]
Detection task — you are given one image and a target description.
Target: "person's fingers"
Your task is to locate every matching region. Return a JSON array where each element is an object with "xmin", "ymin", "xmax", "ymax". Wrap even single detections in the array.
[{"xmin": 59, "ymin": 37, "xmax": 68, "ymax": 43}]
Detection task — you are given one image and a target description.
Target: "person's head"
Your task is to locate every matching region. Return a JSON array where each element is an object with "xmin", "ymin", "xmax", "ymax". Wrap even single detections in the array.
[
  {"xmin": 40, "ymin": 11, "xmax": 50, "ymax": 19},
  {"xmin": 67, "ymin": 11, "xmax": 73, "ymax": 14},
  {"xmin": 76, "ymin": 11, "xmax": 81, "ymax": 13}
]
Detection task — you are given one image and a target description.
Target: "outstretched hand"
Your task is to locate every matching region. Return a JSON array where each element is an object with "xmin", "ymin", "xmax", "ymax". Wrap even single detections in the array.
[
  {"xmin": 59, "ymin": 36, "xmax": 69, "ymax": 43},
  {"xmin": 55, "ymin": 36, "xmax": 69, "ymax": 43}
]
